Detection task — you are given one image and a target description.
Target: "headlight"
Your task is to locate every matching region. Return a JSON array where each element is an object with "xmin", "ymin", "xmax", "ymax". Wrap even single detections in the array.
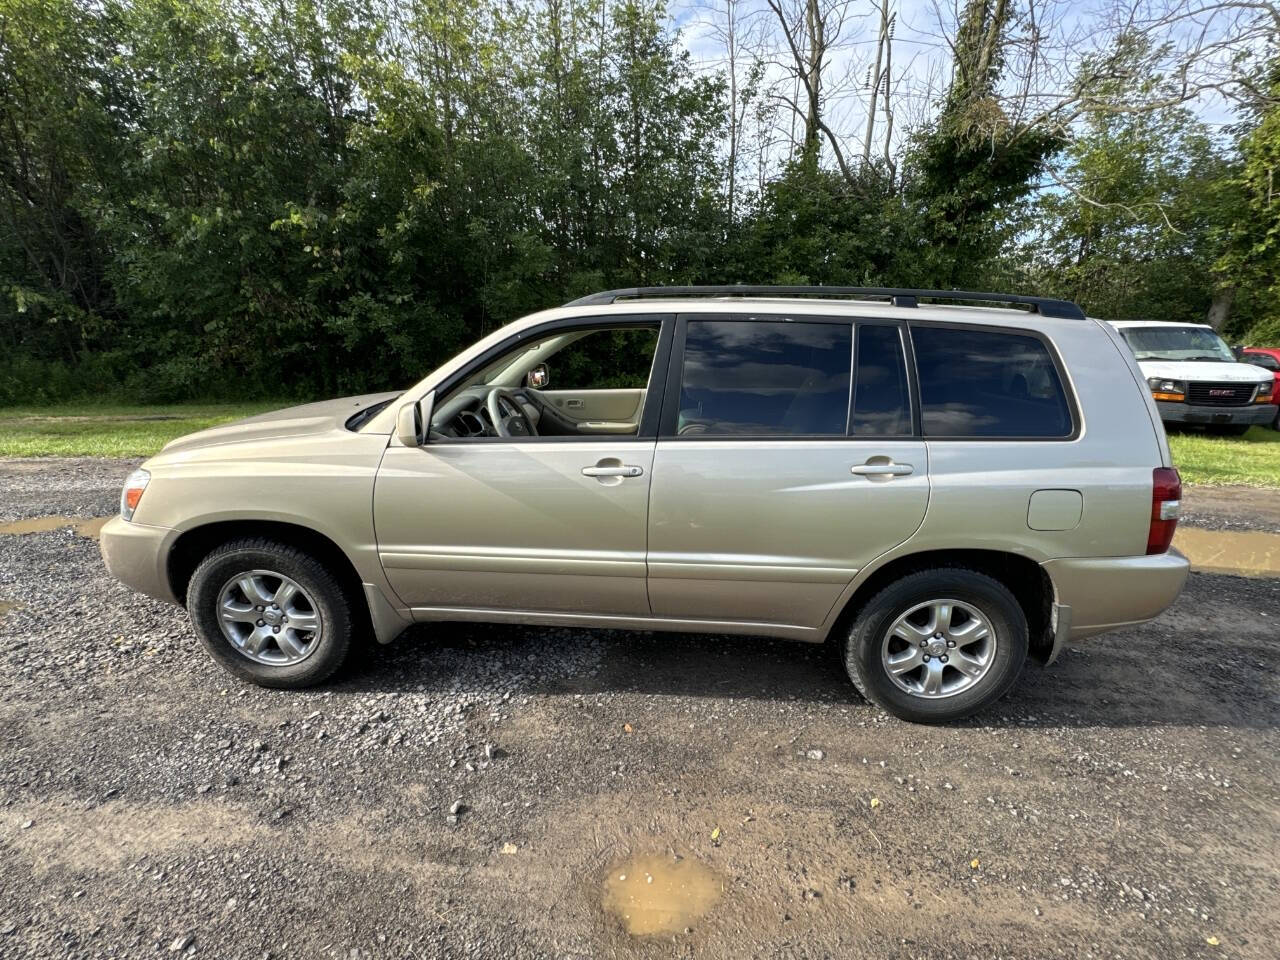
[
  {"xmin": 120, "ymin": 469, "xmax": 150, "ymax": 521},
  {"xmin": 1146, "ymin": 377, "xmax": 1186, "ymax": 402},
  {"xmin": 1256, "ymin": 380, "xmax": 1274, "ymax": 402}
]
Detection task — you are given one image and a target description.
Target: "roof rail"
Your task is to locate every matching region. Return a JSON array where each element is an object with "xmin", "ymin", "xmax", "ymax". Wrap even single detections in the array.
[{"xmin": 563, "ymin": 285, "xmax": 1086, "ymax": 320}]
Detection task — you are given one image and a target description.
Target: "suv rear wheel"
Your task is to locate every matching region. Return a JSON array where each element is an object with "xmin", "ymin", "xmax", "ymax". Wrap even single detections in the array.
[
  {"xmin": 187, "ymin": 538, "xmax": 354, "ymax": 688},
  {"xmin": 843, "ymin": 568, "xmax": 1028, "ymax": 723}
]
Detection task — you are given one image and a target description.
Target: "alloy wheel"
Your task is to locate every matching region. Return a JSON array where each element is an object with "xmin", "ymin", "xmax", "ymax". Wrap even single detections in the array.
[
  {"xmin": 880, "ymin": 599, "xmax": 997, "ymax": 699},
  {"xmin": 215, "ymin": 570, "xmax": 323, "ymax": 666}
]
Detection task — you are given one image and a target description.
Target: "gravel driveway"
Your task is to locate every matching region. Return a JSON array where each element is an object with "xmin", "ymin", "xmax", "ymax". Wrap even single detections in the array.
[{"xmin": 1, "ymin": 459, "xmax": 1277, "ymax": 958}]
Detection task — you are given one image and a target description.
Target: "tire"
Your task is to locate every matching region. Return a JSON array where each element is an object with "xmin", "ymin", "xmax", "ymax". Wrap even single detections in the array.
[
  {"xmin": 843, "ymin": 568, "xmax": 1028, "ymax": 723},
  {"xmin": 1207, "ymin": 424, "xmax": 1250, "ymax": 437},
  {"xmin": 187, "ymin": 537, "xmax": 354, "ymax": 688}
]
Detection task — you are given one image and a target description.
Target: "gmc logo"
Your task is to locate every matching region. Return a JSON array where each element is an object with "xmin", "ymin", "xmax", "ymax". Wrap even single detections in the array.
[{"xmin": 1209, "ymin": 389, "xmax": 1235, "ymax": 396}]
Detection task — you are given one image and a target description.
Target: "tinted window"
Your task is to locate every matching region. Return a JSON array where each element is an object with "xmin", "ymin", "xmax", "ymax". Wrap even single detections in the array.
[
  {"xmin": 677, "ymin": 320, "xmax": 851, "ymax": 436},
  {"xmin": 912, "ymin": 326, "xmax": 1072, "ymax": 438},
  {"xmin": 851, "ymin": 324, "xmax": 911, "ymax": 436}
]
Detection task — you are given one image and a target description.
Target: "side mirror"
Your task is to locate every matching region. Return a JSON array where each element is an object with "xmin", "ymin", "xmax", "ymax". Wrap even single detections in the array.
[
  {"xmin": 1232, "ymin": 344, "xmax": 1244, "ymax": 359},
  {"xmin": 395, "ymin": 392, "xmax": 435, "ymax": 447},
  {"xmin": 526, "ymin": 363, "xmax": 549, "ymax": 389}
]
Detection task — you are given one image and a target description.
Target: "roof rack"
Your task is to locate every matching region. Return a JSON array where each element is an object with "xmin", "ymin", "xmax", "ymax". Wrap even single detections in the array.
[{"xmin": 563, "ymin": 285, "xmax": 1086, "ymax": 320}]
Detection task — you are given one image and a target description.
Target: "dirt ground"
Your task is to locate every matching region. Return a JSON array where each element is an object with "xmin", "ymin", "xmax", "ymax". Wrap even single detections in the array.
[
  {"xmin": 0, "ymin": 459, "xmax": 1277, "ymax": 959},
  {"xmin": 1181, "ymin": 484, "xmax": 1280, "ymax": 534}
]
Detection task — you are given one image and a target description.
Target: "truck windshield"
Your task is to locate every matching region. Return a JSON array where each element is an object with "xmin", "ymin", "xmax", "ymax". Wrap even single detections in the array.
[{"xmin": 1120, "ymin": 326, "xmax": 1235, "ymax": 362}]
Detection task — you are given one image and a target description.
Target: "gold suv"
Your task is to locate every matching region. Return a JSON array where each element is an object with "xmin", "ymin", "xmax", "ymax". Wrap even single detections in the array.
[{"xmin": 100, "ymin": 286, "xmax": 1190, "ymax": 722}]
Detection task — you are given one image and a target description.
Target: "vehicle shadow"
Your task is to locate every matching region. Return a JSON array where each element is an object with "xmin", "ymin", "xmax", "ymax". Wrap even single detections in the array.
[{"xmin": 338, "ymin": 572, "xmax": 1279, "ymax": 731}]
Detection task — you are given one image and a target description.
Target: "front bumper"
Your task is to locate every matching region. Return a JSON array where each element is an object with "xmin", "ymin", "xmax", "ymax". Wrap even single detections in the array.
[
  {"xmin": 1155, "ymin": 400, "xmax": 1274, "ymax": 426},
  {"xmin": 99, "ymin": 515, "xmax": 180, "ymax": 605},
  {"xmin": 1041, "ymin": 549, "xmax": 1190, "ymax": 653}
]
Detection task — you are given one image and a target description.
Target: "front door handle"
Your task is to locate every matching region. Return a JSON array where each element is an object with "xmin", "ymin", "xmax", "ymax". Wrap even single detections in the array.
[
  {"xmin": 582, "ymin": 464, "xmax": 644, "ymax": 478},
  {"xmin": 851, "ymin": 461, "xmax": 914, "ymax": 477}
]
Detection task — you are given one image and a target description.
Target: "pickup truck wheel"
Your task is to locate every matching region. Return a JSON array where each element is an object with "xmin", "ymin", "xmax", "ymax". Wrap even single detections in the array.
[
  {"xmin": 187, "ymin": 538, "xmax": 353, "ymax": 688},
  {"xmin": 843, "ymin": 568, "xmax": 1027, "ymax": 723}
]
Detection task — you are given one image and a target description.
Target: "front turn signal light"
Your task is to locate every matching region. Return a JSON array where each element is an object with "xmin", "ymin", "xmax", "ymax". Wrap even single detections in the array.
[
  {"xmin": 120, "ymin": 469, "xmax": 150, "ymax": 521},
  {"xmin": 1147, "ymin": 377, "xmax": 1185, "ymax": 402},
  {"xmin": 1255, "ymin": 382, "xmax": 1274, "ymax": 403}
]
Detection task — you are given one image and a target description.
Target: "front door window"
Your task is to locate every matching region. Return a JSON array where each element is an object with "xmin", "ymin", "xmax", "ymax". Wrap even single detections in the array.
[{"xmin": 429, "ymin": 322, "xmax": 663, "ymax": 441}]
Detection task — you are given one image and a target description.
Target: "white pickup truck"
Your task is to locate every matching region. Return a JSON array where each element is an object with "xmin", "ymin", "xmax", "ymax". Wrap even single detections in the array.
[{"xmin": 1109, "ymin": 320, "xmax": 1274, "ymax": 435}]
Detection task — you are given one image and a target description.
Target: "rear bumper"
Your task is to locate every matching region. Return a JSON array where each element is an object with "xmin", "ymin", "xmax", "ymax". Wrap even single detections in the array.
[
  {"xmin": 1155, "ymin": 401, "xmax": 1273, "ymax": 426},
  {"xmin": 99, "ymin": 515, "xmax": 180, "ymax": 605},
  {"xmin": 1041, "ymin": 549, "xmax": 1190, "ymax": 652}
]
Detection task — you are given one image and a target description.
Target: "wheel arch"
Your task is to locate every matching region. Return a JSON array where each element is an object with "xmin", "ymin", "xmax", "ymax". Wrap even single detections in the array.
[
  {"xmin": 826, "ymin": 548, "xmax": 1056, "ymax": 662},
  {"xmin": 167, "ymin": 520, "xmax": 372, "ymax": 635}
]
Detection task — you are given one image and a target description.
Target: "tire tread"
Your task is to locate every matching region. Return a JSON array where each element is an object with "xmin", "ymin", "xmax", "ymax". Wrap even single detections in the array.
[
  {"xmin": 187, "ymin": 537, "xmax": 354, "ymax": 689},
  {"xmin": 843, "ymin": 565, "xmax": 1027, "ymax": 723}
]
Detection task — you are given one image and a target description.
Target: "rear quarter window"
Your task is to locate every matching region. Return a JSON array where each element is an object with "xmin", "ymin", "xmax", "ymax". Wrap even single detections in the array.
[{"xmin": 910, "ymin": 325, "xmax": 1073, "ymax": 438}]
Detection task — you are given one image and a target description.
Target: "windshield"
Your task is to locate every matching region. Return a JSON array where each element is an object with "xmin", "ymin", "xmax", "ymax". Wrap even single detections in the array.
[{"xmin": 1119, "ymin": 326, "xmax": 1235, "ymax": 362}]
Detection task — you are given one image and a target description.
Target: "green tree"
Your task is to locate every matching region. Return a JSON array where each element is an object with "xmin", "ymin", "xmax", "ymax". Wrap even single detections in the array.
[
  {"xmin": 1216, "ymin": 59, "xmax": 1280, "ymax": 345},
  {"xmin": 903, "ymin": 0, "xmax": 1063, "ymax": 287},
  {"xmin": 0, "ymin": 0, "xmax": 130, "ymax": 397},
  {"xmin": 1020, "ymin": 102, "xmax": 1235, "ymax": 324}
]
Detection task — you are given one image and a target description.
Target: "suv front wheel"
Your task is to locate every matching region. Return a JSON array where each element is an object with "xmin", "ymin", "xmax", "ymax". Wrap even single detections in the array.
[
  {"xmin": 843, "ymin": 568, "xmax": 1028, "ymax": 723},
  {"xmin": 187, "ymin": 538, "xmax": 355, "ymax": 688}
]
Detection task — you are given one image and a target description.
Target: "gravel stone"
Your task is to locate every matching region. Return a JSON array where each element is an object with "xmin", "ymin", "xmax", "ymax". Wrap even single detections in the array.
[{"xmin": 0, "ymin": 458, "xmax": 1276, "ymax": 958}]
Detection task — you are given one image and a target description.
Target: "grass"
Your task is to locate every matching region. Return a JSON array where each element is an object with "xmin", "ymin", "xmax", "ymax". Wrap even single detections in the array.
[
  {"xmin": 1166, "ymin": 424, "xmax": 1280, "ymax": 488},
  {"xmin": 1, "ymin": 403, "xmax": 1278, "ymax": 487},
  {"xmin": 0, "ymin": 403, "xmax": 281, "ymax": 457}
]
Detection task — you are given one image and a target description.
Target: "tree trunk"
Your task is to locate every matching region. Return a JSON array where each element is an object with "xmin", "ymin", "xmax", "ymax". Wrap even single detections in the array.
[
  {"xmin": 803, "ymin": 0, "xmax": 823, "ymax": 153},
  {"xmin": 727, "ymin": 0, "xmax": 738, "ymax": 220},
  {"xmin": 862, "ymin": 1, "xmax": 887, "ymax": 164},
  {"xmin": 1205, "ymin": 286, "xmax": 1235, "ymax": 332}
]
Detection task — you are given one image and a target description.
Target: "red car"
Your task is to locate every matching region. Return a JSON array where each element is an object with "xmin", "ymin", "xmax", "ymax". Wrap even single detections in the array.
[{"xmin": 1241, "ymin": 347, "xmax": 1280, "ymax": 428}]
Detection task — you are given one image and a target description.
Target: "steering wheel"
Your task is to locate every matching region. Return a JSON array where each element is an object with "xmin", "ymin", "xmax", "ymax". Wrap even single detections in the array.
[{"xmin": 485, "ymin": 387, "xmax": 537, "ymax": 438}]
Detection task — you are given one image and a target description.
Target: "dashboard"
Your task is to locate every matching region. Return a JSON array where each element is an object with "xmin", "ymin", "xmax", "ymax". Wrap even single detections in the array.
[{"xmin": 431, "ymin": 386, "xmax": 544, "ymax": 439}]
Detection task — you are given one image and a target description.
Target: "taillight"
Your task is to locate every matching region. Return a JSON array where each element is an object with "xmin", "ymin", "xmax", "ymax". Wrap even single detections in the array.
[{"xmin": 1147, "ymin": 467, "xmax": 1181, "ymax": 555}]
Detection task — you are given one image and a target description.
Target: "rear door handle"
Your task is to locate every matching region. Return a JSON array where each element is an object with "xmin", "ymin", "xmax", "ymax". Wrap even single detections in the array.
[
  {"xmin": 582, "ymin": 464, "xmax": 644, "ymax": 478},
  {"xmin": 851, "ymin": 461, "xmax": 914, "ymax": 477}
]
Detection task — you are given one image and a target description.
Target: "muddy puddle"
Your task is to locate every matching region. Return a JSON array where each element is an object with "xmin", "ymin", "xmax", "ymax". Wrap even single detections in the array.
[
  {"xmin": 1174, "ymin": 527, "xmax": 1280, "ymax": 578},
  {"xmin": 0, "ymin": 600, "xmax": 20, "ymax": 618},
  {"xmin": 0, "ymin": 515, "xmax": 111, "ymax": 539},
  {"xmin": 602, "ymin": 854, "xmax": 722, "ymax": 936}
]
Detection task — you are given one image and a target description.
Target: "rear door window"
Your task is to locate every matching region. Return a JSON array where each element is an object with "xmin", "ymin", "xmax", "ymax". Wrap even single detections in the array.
[
  {"xmin": 910, "ymin": 326, "xmax": 1073, "ymax": 438},
  {"xmin": 674, "ymin": 319, "xmax": 851, "ymax": 436}
]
